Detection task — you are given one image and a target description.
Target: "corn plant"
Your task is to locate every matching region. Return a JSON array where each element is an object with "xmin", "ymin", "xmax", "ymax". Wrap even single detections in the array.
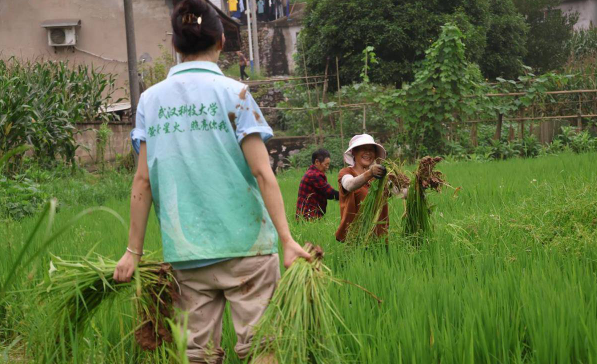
[{"xmin": 0, "ymin": 58, "xmax": 120, "ymax": 169}]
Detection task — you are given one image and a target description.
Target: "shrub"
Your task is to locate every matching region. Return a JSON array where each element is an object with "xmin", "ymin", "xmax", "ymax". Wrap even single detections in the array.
[{"xmin": 288, "ymin": 137, "xmax": 346, "ymax": 170}]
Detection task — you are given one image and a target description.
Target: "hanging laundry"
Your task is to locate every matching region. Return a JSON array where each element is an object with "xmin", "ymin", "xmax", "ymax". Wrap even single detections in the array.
[
  {"xmin": 239, "ymin": 0, "xmax": 245, "ymax": 13},
  {"xmin": 229, "ymin": 0, "xmax": 238, "ymax": 12},
  {"xmin": 257, "ymin": 0, "xmax": 265, "ymax": 14}
]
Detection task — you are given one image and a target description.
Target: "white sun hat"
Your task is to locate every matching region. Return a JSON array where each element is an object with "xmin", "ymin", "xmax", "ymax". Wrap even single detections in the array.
[{"xmin": 343, "ymin": 134, "xmax": 387, "ymax": 166}]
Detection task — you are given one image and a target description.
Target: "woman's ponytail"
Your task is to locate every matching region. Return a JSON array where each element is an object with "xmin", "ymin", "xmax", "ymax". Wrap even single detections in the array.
[{"xmin": 172, "ymin": 0, "xmax": 224, "ymax": 55}]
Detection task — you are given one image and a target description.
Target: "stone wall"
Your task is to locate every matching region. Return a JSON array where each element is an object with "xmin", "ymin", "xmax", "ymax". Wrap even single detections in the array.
[
  {"xmin": 231, "ymin": 4, "xmax": 305, "ymax": 77},
  {"xmin": 267, "ymin": 135, "xmax": 311, "ymax": 173}
]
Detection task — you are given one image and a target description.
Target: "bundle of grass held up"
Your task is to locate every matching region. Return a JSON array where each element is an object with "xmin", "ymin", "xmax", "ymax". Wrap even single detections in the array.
[
  {"xmin": 345, "ymin": 161, "xmax": 411, "ymax": 245},
  {"xmin": 403, "ymin": 156, "xmax": 446, "ymax": 238},
  {"xmin": 249, "ymin": 243, "xmax": 368, "ymax": 364},
  {"xmin": 34, "ymin": 253, "xmax": 177, "ymax": 361}
]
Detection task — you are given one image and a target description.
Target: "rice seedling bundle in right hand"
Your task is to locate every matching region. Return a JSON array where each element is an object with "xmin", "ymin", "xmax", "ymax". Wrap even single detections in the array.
[{"xmin": 249, "ymin": 243, "xmax": 359, "ymax": 364}]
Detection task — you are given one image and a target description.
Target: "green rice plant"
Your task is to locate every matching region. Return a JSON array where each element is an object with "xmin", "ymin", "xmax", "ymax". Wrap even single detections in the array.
[
  {"xmin": 32, "ymin": 253, "xmax": 176, "ymax": 362},
  {"xmin": 6, "ymin": 153, "xmax": 597, "ymax": 363},
  {"xmin": 402, "ymin": 178, "xmax": 431, "ymax": 238},
  {"xmin": 0, "ymin": 198, "xmax": 177, "ymax": 362},
  {"xmin": 402, "ymin": 156, "xmax": 446, "ymax": 239},
  {"xmin": 0, "ymin": 199, "xmax": 126, "ymax": 299},
  {"xmin": 249, "ymin": 244, "xmax": 360, "ymax": 364},
  {"xmin": 164, "ymin": 316, "xmax": 190, "ymax": 364}
]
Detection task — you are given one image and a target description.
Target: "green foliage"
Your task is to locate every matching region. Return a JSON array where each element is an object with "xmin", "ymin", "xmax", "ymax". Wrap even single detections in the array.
[
  {"xmin": 300, "ymin": 0, "xmax": 526, "ymax": 85},
  {"xmin": 250, "ymin": 245, "xmax": 354, "ymax": 363},
  {"xmin": 115, "ymin": 151, "xmax": 136, "ymax": 172},
  {"xmin": 403, "ymin": 178, "xmax": 431, "ymax": 237},
  {"xmin": 345, "ymin": 175, "xmax": 389, "ymax": 245},
  {"xmin": 278, "ymin": 77, "xmax": 396, "ymax": 137},
  {"xmin": 556, "ymin": 126, "xmax": 597, "ymax": 153},
  {"xmin": 478, "ymin": 0, "xmax": 528, "ymax": 79},
  {"xmin": 513, "ymin": 0, "xmax": 578, "ymax": 73},
  {"xmin": 360, "ymin": 46, "xmax": 378, "ymax": 83},
  {"xmin": 0, "ymin": 145, "xmax": 31, "ymax": 175},
  {"xmin": 138, "ymin": 45, "xmax": 175, "ymax": 88},
  {"xmin": 380, "ymin": 24, "xmax": 485, "ymax": 159},
  {"xmin": 0, "ymin": 174, "xmax": 49, "ymax": 221},
  {"xmin": 0, "ymin": 163, "xmax": 133, "ymax": 221},
  {"xmin": 0, "ymin": 58, "xmax": 120, "ymax": 167},
  {"xmin": 288, "ymin": 137, "xmax": 346, "ymax": 170}
]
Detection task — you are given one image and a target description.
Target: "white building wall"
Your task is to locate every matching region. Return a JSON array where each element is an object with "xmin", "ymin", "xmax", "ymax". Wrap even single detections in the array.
[
  {"xmin": 557, "ymin": 0, "xmax": 597, "ymax": 30},
  {"xmin": 210, "ymin": 0, "xmax": 223, "ymax": 11}
]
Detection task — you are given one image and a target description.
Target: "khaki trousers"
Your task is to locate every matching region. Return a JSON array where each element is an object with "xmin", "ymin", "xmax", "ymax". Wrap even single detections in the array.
[{"xmin": 173, "ymin": 254, "xmax": 280, "ymax": 363}]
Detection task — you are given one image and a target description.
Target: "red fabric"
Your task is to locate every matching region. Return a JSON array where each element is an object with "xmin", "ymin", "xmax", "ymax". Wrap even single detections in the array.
[{"xmin": 296, "ymin": 165, "xmax": 338, "ymax": 220}]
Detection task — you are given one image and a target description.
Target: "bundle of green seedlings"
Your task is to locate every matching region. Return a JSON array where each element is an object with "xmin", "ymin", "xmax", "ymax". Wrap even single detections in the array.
[
  {"xmin": 345, "ymin": 161, "xmax": 411, "ymax": 245},
  {"xmin": 249, "ymin": 243, "xmax": 369, "ymax": 363},
  {"xmin": 34, "ymin": 253, "xmax": 177, "ymax": 361},
  {"xmin": 402, "ymin": 156, "xmax": 446, "ymax": 237}
]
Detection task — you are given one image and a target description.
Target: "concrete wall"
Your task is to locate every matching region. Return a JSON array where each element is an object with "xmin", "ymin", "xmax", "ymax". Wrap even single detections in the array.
[
  {"xmin": 75, "ymin": 121, "xmax": 134, "ymax": 166},
  {"xmin": 282, "ymin": 24, "xmax": 301, "ymax": 72},
  {"xmin": 557, "ymin": 0, "xmax": 597, "ymax": 30},
  {"xmin": 0, "ymin": 0, "xmax": 174, "ymax": 100},
  {"xmin": 74, "ymin": 120, "xmax": 311, "ymax": 172}
]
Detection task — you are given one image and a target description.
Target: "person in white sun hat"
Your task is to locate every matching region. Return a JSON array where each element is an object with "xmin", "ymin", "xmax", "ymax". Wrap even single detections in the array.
[{"xmin": 335, "ymin": 134, "xmax": 405, "ymax": 242}]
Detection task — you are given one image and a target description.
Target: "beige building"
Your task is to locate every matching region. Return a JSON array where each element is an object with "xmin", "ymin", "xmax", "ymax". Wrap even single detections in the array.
[
  {"xmin": 0, "ymin": 0, "xmax": 240, "ymax": 101},
  {"xmin": 557, "ymin": 0, "xmax": 597, "ymax": 30}
]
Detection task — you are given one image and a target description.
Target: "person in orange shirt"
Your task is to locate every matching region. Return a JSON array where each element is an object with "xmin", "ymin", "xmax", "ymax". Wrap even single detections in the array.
[{"xmin": 335, "ymin": 134, "xmax": 407, "ymax": 242}]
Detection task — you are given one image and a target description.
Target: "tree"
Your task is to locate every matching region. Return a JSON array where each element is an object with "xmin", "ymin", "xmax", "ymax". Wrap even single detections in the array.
[
  {"xmin": 299, "ymin": 0, "xmax": 527, "ymax": 86},
  {"xmin": 379, "ymin": 24, "xmax": 487, "ymax": 158},
  {"xmin": 478, "ymin": 0, "xmax": 528, "ymax": 79},
  {"xmin": 513, "ymin": 0, "xmax": 578, "ymax": 73}
]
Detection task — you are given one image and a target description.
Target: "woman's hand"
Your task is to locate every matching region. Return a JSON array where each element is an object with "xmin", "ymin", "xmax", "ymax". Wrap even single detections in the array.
[
  {"xmin": 370, "ymin": 164, "xmax": 387, "ymax": 179},
  {"xmin": 282, "ymin": 239, "xmax": 312, "ymax": 268},
  {"xmin": 113, "ymin": 251, "xmax": 141, "ymax": 282}
]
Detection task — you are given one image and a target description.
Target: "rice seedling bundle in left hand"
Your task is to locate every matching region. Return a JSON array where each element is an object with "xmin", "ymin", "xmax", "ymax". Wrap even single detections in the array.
[
  {"xmin": 403, "ymin": 156, "xmax": 446, "ymax": 238},
  {"xmin": 249, "ymin": 243, "xmax": 360, "ymax": 364},
  {"xmin": 33, "ymin": 253, "xmax": 177, "ymax": 361}
]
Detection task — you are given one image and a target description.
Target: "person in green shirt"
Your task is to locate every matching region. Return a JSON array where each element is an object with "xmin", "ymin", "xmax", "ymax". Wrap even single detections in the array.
[{"xmin": 113, "ymin": 0, "xmax": 310, "ymax": 362}]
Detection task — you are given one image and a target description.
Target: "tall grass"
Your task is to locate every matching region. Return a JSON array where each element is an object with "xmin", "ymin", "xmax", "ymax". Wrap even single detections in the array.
[{"xmin": 1, "ymin": 153, "xmax": 597, "ymax": 362}]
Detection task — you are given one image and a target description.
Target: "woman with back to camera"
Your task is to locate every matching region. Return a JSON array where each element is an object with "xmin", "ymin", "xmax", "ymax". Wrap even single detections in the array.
[{"xmin": 113, "ymin": 1, "xmax": 310, "ymax": 362}]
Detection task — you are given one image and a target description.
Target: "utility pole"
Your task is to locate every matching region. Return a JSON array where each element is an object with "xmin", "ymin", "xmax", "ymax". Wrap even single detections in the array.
[
  {"xmin": 123, "ymin": 0, "xmax": 140, "ymax": 128},
  {"xmin": 246, "ymin": 0, "xmax": 255, "ymax": 73},
  {"xmin": 250, "ymin": 0, "xmax": 260, "ymax": 74}
]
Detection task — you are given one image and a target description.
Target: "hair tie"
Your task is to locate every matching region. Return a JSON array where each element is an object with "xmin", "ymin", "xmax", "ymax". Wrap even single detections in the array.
[{"xmin": 182, "ymin": 13, "xmax": 202, "ymax": 25}]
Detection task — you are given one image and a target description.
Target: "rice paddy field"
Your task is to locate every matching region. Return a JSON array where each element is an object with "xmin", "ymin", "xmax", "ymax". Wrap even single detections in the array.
[{"xmin": 2, "ymin": 152, "xmax": 597, "ymax": 363}]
